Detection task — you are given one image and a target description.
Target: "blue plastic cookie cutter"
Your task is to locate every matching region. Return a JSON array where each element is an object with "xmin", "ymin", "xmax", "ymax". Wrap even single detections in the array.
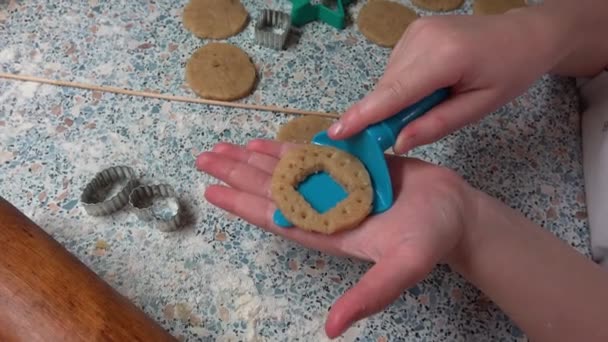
[
  {"xmin": 290, "ymin": 0, "xmax": 354, "ymax": 29},
  {"xmin": 273, "ymin": 88, "xmax": 450, "ymax": 228}
]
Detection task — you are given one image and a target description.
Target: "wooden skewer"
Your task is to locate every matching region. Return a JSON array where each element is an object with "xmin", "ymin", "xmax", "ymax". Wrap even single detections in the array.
[{"xmin": 0, "ymin": 72, "xmax": 341, "ymax": 118}]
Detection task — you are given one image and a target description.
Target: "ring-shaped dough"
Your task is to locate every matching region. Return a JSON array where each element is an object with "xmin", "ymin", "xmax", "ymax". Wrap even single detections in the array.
[{"xmin": 271, "ymin": 145, "xmax": 373, "ymax": 234}]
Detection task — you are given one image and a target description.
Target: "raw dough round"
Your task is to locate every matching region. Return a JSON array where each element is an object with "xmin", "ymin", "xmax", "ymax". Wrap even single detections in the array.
[
  {"xmin": 182, "ymin": 0, "xmax": 249, "ymax": 39},
  {"xmin": 276, "ymin": 116, "xmax": 336, "ymax": 144},
  {"xmin": 185, "ymin": 43, "xmax": 257, "ymax": 101},
  {"xmin": 357, "ymin": 0, "xmax": 418, "ymax": 48},
  {"xmin": 271, "ymin": 145, "xmax": 373, "ymax": 235},
  {"xmin": 473, "ymin": 0, "xmax": 526, "ymax": 15},
  {"xmin": 411, "ymin": 0, "xmax": 464, "ymax": 12}
]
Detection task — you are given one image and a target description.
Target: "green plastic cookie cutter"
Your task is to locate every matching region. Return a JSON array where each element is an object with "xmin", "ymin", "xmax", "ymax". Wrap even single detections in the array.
[{"xmin": 290, "ymin": 0, "xmax": 354, "ymax": 29}]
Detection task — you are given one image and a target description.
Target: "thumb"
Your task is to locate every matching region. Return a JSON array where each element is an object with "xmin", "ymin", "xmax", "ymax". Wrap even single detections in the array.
[
  {"xmin": 324, "ymin": 249, "xmax": 433, "ymax": 339},
  {"xmin": 328, "ymin": 63, "xmax": 459, "ymax": 140}
]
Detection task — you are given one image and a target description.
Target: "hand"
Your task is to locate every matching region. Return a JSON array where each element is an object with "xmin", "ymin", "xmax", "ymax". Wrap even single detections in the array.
[
  {"xmin": 328, "ymin": 9, "xmax": 564, "ymax": 154},
  {"xmin": 196, "ymin": 139, "xmax": 475, "ymax": 338}
]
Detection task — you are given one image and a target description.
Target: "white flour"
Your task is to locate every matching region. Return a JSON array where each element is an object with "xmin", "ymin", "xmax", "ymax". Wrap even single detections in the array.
[{"xmin": 205, "ymin": 265, "xmax": 367, "ymax": 341}]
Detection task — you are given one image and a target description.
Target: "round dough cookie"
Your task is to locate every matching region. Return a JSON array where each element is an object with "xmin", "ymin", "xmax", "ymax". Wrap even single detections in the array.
[
  {"xmin": 182, "ymin": 0, "xmax": 248, "ymax": 39},
  {"xmin": 271, "ymin": 145, "xmax": 373, "ymax": 235},
  {"xmin": 473, "ymin": 0, "xmax": 526, "ymax": 15},
  {"xmin": 185, "ymin": 43, "xmax": 256, "ymax": 101},
  {"xmin": 276, "ymin": 116, "xmax": 336, "ymax": 144},
  {"xmin": 411, "ymin": 0, "xmax": 464, "ymax": 12},
  {"xmin": 357, "ymin": 0, "xmax": 418, "ymax": 48}
]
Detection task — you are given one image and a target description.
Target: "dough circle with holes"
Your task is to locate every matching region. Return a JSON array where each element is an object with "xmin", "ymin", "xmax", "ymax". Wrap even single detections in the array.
[{"xmin": 271, "ymin": 145, "xmax": 373, "ymax": 234}]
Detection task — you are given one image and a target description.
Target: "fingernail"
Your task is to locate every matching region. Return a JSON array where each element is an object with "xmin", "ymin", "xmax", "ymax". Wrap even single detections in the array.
[
  {"xmin": 195, "ymin": 153, "xmax": 209, "ymax": 170},
  {"xmin": 393, "ymin": 146, "xmax": 406, "ymax": 155},
  {"xmin": 394, "ymin": 134, "xmax": 415, "ymax": 155},
  {"xmin": 329, "ymin": 123, "xmax": 343, "ymax": 136}
]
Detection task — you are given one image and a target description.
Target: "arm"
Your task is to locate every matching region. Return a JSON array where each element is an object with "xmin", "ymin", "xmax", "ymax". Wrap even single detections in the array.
[
  {"xmin": 522, "ymin": 0, "xmax": 608, "ymax": 77},
  {"xmin": 450, "ymin": 189, "xmax": 608, "ymax": 342},
  {"xmin": 428, "ymin": 6, "xmax": 608, "ymax": 336}
]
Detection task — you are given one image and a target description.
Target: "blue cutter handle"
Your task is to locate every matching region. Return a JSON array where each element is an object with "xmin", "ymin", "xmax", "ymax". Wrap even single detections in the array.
[{"xmin": 367, "ymin": 88, "xmax": 450, "ymax": 151}]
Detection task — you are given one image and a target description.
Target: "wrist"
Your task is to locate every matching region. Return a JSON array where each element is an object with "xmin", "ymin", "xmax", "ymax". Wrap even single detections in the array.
[
  {"xmin": 441, "ymin": 177, "xmax": 488, "ymax": 269},
  {"xmin": 522, "ymin": 1, "xmax": 608, "ymax": 76},
  {"xmin": 445, "ymin": 184, "xmax": 512, "ymax": 276},
  {"xmin": 503, "ymin": 4, "xmax": 577, "ymax": 76},
  {"xmin": 444, "ymin": 186, "xmax": 483, "ymax": 272}
]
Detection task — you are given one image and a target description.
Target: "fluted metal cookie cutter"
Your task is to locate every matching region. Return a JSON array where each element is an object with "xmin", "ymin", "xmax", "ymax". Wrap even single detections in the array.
[
  {"xmin": 254, "ymin": 9, "xmax": 291, "ymax": 50},
  {"xmin": 81, "ymin": 166, "xmax": 184, "ymax": 232},
  {"xmin": 129, "ymin": 184, "xmax": 183, "ymax": 232},
  {"xmin": 80, "ymin": 166, "xmax": 140, "ymax": 216}
]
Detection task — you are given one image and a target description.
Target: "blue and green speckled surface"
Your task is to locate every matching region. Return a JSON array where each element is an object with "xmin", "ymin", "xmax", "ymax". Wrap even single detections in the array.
[{"xmin": 0, "ymin": 0, "xmax": 589, "ymax": 341}]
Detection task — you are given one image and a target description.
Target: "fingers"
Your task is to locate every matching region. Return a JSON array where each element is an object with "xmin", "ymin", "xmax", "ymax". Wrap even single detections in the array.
[
  {"xmin": 196, "ymin": 151, "xmax": 273, "ymax": 198},
  {"xmin": 325, "ymin": 249, "xmax": 433, "ymax": 339},
  {"xmin": 205, "ymin": 185, "xmax": 277, "ymax": 229},
  {"xmin": 392, "ymin": 88, "xmax": 497, "ymax": 154},
  {"xmin": 204, "ymin": 185, "xmax": 351, "ymax": 258},
  {"xmin": 208, "ymin": 142, "xmax": 279, "ymax": 174},
  {"xmin": 328, "ymin": 59, "xmax": 460, "ymax": 141},
  {"xmin": 328, "ymin": 16, "xmax": 468, "ymax": 142},
  {"xmin": 246, "ymin": 139, "xmax": 297, "ymax": 159}
]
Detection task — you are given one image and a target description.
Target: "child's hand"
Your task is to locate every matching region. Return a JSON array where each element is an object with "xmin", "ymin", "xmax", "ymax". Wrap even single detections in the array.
[
  {"xmin": 196, "ymin": 139, "xmax": 475, "ymax": 338},
  {"xmin": 328, "ymin": 11, "xmax": 563, "ymax": 154}
]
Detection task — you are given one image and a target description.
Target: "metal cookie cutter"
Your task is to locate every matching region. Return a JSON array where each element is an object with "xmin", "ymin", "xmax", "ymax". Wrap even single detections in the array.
[
  {"xmin": 80, "ymin": 166, "xmax": 140, "ymax": 216},
  {"xmin": 254, "ymin": 9, "xmax": 291, "ymax": 50},
  {"xmin": 129, "ymin": 184, "xmax": 184, "ymax": 232}
]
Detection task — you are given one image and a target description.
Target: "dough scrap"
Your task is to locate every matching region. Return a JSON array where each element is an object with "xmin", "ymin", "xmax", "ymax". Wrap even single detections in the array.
[
  {"xmin": 276, "ymin": 116, "xmax": 336, "ymax": 144},
  {"xmin": 412, "ymin": 0, "xmax": 464, "ymax": 12},
  {"xmin": 357, "ymin": 0, "xmax": 418, "ymax": 48},
  {"xmin": 473, "ymin": 0, "xmax": 526, "ymax": 15},
  {"xmin": 185, "ymin": 43, "xmax": 256, "ymax": 101},
  {"xmin": 182, "ymin": 0, "xmax": 249, "ymax": 39},
  {"xmin": 271, "ymin": 145, "xmax": 373, "ymax": 235}
]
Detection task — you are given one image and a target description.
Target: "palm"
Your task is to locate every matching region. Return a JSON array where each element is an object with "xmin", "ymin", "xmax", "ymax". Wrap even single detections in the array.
[{"xmin": 197, "ymin": 139, "xmax": 466, "ymax": 338}]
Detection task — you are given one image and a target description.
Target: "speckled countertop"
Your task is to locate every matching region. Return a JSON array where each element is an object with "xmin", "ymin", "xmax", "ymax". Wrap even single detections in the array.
[{"xmin": 0, "ymin": 0, "xmax": 589, "ymax": 341}]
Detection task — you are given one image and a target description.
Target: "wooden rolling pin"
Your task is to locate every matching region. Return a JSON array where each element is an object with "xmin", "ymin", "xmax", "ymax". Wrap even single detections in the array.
[{"xmin": 0, "ymin": 197, "xmax": 176, "ymax": 342}]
